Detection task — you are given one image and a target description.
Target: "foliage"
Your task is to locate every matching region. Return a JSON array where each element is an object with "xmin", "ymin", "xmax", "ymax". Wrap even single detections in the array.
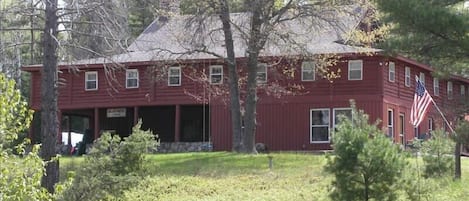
[
  {"xmin": 58, "ymin": 121, "xmax": 159, "ymax": 201},
  {"xmin": 59, "ymin": 152, "xmax": 469, "ymax": 201},
  {"xmin": 375, "ymin": 0, "xmax": 469, "ymax": 75},
  {"xmin": 0, "ymin": 73, "xmax": 33, "ymax": 148},
  {"xmin": 421, "ymin": 129, "xmax": 454, "ymax": 178},
  {"xmin": 326, "ymin": 103, "xmax": 406, "ymax": 201}
]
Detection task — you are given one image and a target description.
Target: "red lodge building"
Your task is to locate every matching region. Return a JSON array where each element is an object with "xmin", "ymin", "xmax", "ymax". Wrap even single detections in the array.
[{"xmin": 23, "ymin": 5, "xmax": 469, "ymax": 152}]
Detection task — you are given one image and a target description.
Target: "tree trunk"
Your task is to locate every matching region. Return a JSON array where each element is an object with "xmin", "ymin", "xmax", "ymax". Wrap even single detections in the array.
[
  {"xmin": 455, "ymin": 141, "xmax": 461, "ymax": 179},
  {"xmin": 218, "ymin": 0, "xmax": 243, "ymax": 152},
  {"xmin": 40, "ymin": 0, "xmax": 59, "ymax": 193},
  {"xmin": 240, "ymin": 1, "xmax": 264, "ymax": 154}
]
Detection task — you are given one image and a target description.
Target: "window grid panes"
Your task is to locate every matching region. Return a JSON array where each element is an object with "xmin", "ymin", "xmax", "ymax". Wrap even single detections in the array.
[
  {"xmin": 210, "ymin": 65, "xmax": 223, "ymax": 84},
  {"xmin": 448, "ymin": 81, "xmax": 453, "ymax": 100},
  {"xmin": 310, "ymin": 109, "xmax": 330, "ymax": 143},
  {"xmin": 126, "ymin": 69, "xmax": 139, "ymax": 88},
  {"xmin": 388, "ymin": 109, "xmax": 394, "ymax": 139},
  {"xmin": 168, "ymin": 67, "xmax": 181, "ymax": 86},
  {"xmin": 333, "ymin": 108, "xmax": 352, "ymax": 129},
  {"xmin": 348, "ymin": 60, "xmax": 363, "ymax": 80},
  {"xmin": 301, "ymin": 61, "xmax": 315, "ymax": 81},
  {"xmin": 433, "ymin": 77, "xmax": 439, "ymax": 96},
  {"xmin": 461, "ymin": 85, "xmax": 465, "ymax": 96},
  {"xmin": 85, "ymin": 71, "xmax": 98, "ymax": 90},
  {"xmin": 405, "ymin": 67, "xmax": 411, "ymax": 87},
  {"xmin": 388, "ymin": 62, "xmax": 395, "ymax": 82},
  {"xmin": 419, "ymin": 72, "xmax": 425, "ymax": 86},
  {"xmin": 256, "ymin": 63, "xmax": 267, "ymax": 83}
]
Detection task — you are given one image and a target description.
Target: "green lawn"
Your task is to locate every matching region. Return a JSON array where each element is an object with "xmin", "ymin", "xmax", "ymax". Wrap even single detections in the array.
[{"xmin": 60, "ymin": 152, "xmax": 469, "ymax": 201}]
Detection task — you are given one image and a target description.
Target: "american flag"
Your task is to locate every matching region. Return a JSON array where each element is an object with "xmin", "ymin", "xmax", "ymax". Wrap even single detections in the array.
[{"xmin": 410, "ymin": 76, "xmax": 433, "ymax": 127}]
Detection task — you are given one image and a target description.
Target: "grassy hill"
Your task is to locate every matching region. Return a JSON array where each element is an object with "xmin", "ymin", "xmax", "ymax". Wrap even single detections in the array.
[{"xmin": 61, "ymin": 152, "xmax": 469, "ymax": 200}]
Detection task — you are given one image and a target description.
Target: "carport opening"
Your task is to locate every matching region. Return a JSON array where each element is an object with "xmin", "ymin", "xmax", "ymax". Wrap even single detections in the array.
[{"xmin": 180, "ymin": 105, "xmax": 209, "ymax": 142}]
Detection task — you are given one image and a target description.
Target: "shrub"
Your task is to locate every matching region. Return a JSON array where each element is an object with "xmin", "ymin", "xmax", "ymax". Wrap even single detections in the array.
[
  {"xmin": 421, "ymin": 129, "xmax": 454, "ymax": 178},
  {"xmin": 58, "ymin": 121, "xmax": 159, "ymax": 201},
  {"xmin": 326, "ymin": 102, "xmax": 406, "ymax": 201}
]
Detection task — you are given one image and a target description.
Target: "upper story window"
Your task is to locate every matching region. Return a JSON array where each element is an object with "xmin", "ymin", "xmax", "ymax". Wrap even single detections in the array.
[
  {"xmin": 348, "ymin": 60, "xmax": 363, "ymax": 80},
  {"xmin": 447, "ymin": 81, "xmax": 453, "ymax": 100},
  {"xmin": 126, "ymin": 69, "xmax": 139, "ymax": 88},
  {"xmin": 419, "ymin": 72, "xmax": 425, "ymax": 86},
  {"xmin": 388, "ymin": 62, "xmax": 395, "ymax": 82},
  {"xmin": 85, "ymin": 71, "xmax": 98, "ymax": 91},
  {"xmin": 257, "ymin": 63, "xmax": 267, "ymax": 84},
  {"xmin": 209, "ymin": 65, "xmax": 223, "ymax": 84},
  {"xmin": 301, "ymin": 61, "xmax": 315, "ymax": 81},
  {"xmin": 433, "ymin": 77, "xmax": 439, "ymax": 96},
  {"xmin": 405, "ymin": 66, "xmax": 411, "ymax": 87},
  {"xmin": 310, "ymin": 108, "xmax": 330, "ymax": 143},
  {"xmin": 168, "ymin": 66, "xmax": 181, "ymax": 86},
  {"xmin": 461, "ymin": 85, "xmax": 466, "ymax": 96}
]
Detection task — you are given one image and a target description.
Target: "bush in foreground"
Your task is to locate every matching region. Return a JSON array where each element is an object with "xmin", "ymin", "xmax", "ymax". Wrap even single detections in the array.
[
  {"xmin": 421, "ymin": 129, "xmax": 454, "ymax": 178},
  {"xmin": 326, "ymin": 103, "xmax": 405, "ymax": 201},
  {"xmin": 58, "ymin": 121, "xmax": 158, "ymax": 201}
]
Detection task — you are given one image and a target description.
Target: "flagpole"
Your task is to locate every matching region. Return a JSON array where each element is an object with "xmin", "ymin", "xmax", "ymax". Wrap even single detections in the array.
[{"xmin": 430, "ymin": 99, "xmax": 455, "ymax": 133}]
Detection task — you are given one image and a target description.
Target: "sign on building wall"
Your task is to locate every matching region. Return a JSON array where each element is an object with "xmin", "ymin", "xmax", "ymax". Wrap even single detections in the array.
[{"xmin": 106, "ymin": 108, "xmax": 126, "ymax": 118}]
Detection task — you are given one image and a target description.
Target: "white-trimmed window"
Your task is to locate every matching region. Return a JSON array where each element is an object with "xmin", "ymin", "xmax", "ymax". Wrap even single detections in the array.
[
  {"xmin": 433, "ymin": 77, "xmax": 439, "ymax": 96},
  {"xmin": 301, "ymin": 61, "xmax": 315, "ymax": 81},
  {"xmin": 257, "ymin": 63, "xmax": 267, "ymax": 83},
  {"xmin": 388, "ymin": 62, "xmax": 395, "ymax": 82},
  {"xmin": 209, "ymin": 65, "xmax": 223, "ymax": 84},
  {"xmin": 447, "ymin": 81, "xmax": 453, "ymax": 100},
  {"xmin": 461, "ymin": 85, "xmax": 465, "ymax": 96},
  {"xmin": 310, "ymin": 109, "xmax": 330, "ymax": 143},
  {"xmin": 333, "ymin": 108, "xmax": 352, "ymax": 129},
  {"xmin": 388, "ymin": 109, "xmax": 394, "ymax": 139},
  {"xmin": 419, "ymin": 72, "xmax": 425, "ymax": 85},
  {"xmin": 399, "ymin": 114, "xmax": 405, "ymax": 145},
  {"xmin": 428, "ymin": 118, "xmax": 434, "ymax": 132},
  {"xmin": 168, "ymin": 66, "xmax": 181, "ymax": 86},
  {"xmin": 405, "ymin": 66, "xmax": 411, "ymax": 87},
  {"xmin": 348, "ymin": 60, "xmax": 363, "ymax": 80},
  {"xmin": 85, "ymin": 71, "xmax": 98, "ymax": 91},
  {"xmin": 126, "ymin": 69, "xmax": 139, "ymax": 88}
]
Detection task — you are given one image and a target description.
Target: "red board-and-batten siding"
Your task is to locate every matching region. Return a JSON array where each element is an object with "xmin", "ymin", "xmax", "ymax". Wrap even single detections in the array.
[
  {"xmin": 382, "ymin": 56, "xmax": 468, "ymax": 145},
  {"xmin": 24, "ymin": 54, "xmax": 466, "ymax": 151}
]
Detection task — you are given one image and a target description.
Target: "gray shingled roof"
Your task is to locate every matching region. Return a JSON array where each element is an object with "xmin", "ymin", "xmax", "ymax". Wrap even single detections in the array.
[{"xmin": 51, "ymin": 5, "xmax": 380, "ymax": 66}]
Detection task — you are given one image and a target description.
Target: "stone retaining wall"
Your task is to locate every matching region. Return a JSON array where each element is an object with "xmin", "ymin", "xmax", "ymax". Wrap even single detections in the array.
[{"xmin": 157, "ymin": 142, "xmax": 213, "ymax": 153}]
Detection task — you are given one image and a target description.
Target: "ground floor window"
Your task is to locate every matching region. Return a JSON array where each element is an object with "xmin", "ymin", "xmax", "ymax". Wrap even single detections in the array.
[
  {"xmin": 310, "ymin": 109, "xmax": 330, "ymax": 143},
  {"xmin": 333, "ymin": 108, "xmax": 352, "ymax": 129}
]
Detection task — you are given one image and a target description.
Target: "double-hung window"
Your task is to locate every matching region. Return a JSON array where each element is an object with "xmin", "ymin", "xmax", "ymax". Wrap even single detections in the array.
[
  {"xmin": 257, "ymin": 63, "xmax": 267, "ymax": 83},
  {"xmin": 461, "ymin": 85, "xmax": 465, "ymax": 96},
  {"xmin": 333, "ymin": 108, "xmax": 352, "ymax": 130},
  {"xmin": 433, "ymin": 77, "xmax": 439, "ymax": 96},
  {"xmin": 301, "ymin": 61, "xmax": 315, "ymax": 81},
  {"xmin": 405, "ymin": 67, "xmax": 411, "ymax": 87},
  {"xmin": 348, "ymin": 60, "xmax": 363, "ymax": 80},
  {"xmin": 85, "ymin": 71, "xmax": 98, "ymax": 91},
  {"xmin": 388, "ymin": 62, "xmax": 395, "ymax": 82},
  {"xmin": 388, "ymin": 109, "xmax": 394, "ymax": 139},
  {"xmin": 310, "ymin": 109, "xmax": 330, "ymax": 143},
  {"xmin": 210, "ymin": 65, "xmax": 223, "ymax": 84},
  {"xmin": 168, "ymin": 67, "xmax": 181, "ymax": 86},
  {"xmin": 448, "ymin": 81, "xmax": 453, "ymax": 100},
  {"xmin": 126, "ymin": 69, "xmax": 139, "ymax": 88},
  {"xmin": 419, "ymin": 72, "xmax": 425, "ymax": 86}
]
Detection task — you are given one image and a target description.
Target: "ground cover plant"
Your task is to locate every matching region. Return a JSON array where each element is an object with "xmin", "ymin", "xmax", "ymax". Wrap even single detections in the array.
[{"xmin": 59, "ymin": 152, "xmax": 469, "ymax": 201}]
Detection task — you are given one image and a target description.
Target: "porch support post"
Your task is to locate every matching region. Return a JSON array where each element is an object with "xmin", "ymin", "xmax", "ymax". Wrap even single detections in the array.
[
  {"xmin": 57, "ymin": 110, "xmax": 62, "ymax": 144},
  {"xmin": 94, "ymin": 108, "xmax": 100, "ymax": 140},
  {"xmin": 175, "ymin": 105, "xmax": 180, "ymax": 142},
  {"xmin": 134, "ymin": 106, "xmax": 139, "ymax": 125},
  {"xmin": 67, "ymin": 115, "xmax": 72, "ymax": 146}
]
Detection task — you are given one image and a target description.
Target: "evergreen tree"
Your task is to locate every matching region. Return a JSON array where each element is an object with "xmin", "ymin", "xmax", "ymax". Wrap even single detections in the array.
[
  {"xmin": 375, "ymin": 0, "xmax": 469, "ymax": 75},
  {"xmin": 326, "ymin": 102, "xmax": 405, "ymax": 201}
]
